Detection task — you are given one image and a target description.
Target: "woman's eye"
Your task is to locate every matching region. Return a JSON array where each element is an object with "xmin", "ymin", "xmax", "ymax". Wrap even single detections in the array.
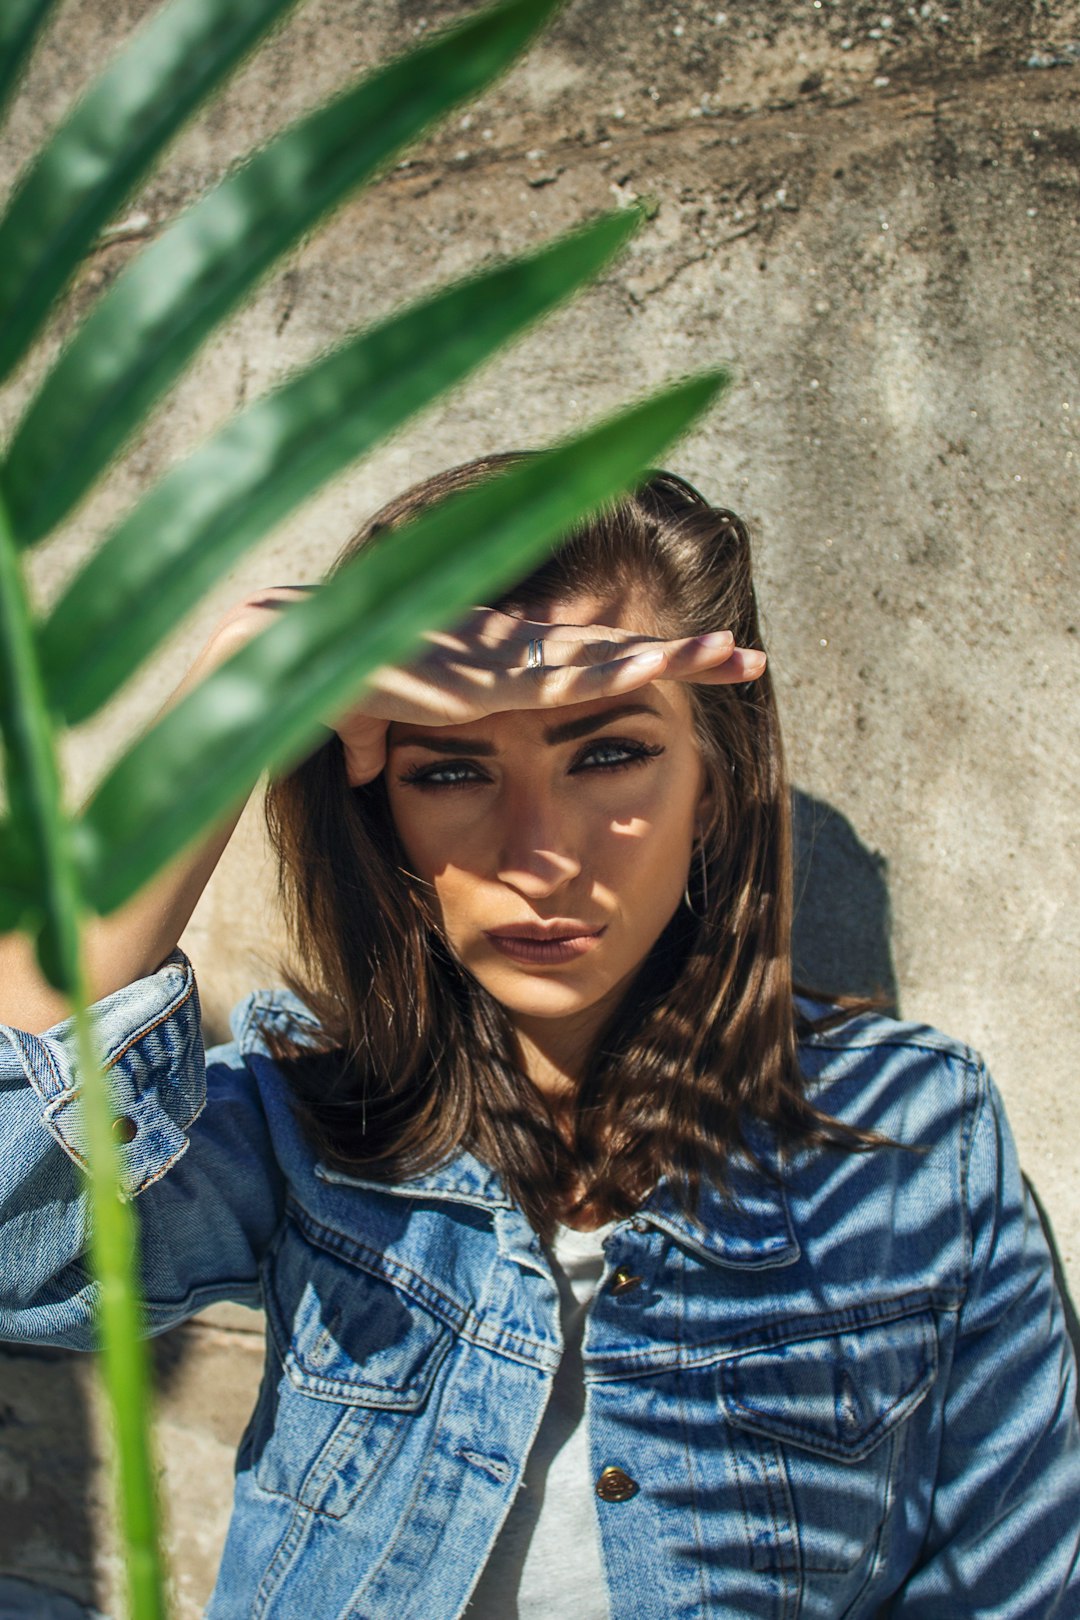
[
  {"xmin": 397, "ymin": 761, "xmax": 487, "ymax": 789},
  {"xmin": 572, "ymin": 738, "xmax": 664, "ymax": 774},
  {"xmin": 397, "ymin": 739, "xmax": 663, "ymax": 788}
]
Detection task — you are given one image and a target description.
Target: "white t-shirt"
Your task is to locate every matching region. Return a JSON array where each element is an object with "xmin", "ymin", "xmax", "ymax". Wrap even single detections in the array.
[{"xmin": 466, "ymin": 1221, "xmax": 615, "ymax": 1618}]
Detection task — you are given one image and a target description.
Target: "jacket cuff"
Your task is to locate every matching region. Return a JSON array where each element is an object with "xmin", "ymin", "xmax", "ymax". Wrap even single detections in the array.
[{"xmin": 0, "ymin": 950, "xmax": 205, "ymax": 1199}]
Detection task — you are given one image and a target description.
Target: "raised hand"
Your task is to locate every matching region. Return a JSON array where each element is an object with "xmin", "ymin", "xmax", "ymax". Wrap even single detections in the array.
[
  {"xmin": 206, "ymin": 592, "xmax": 766, "ymax": 786},
  {"xmin": 324, "ymin": 605, "xmax": 767, "ymax": 786}
]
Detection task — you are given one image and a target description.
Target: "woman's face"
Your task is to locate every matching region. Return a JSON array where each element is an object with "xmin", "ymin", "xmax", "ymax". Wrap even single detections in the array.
[{"xmin": 384, "ymin": 593, "xmax": 708, "ymax": 1046}]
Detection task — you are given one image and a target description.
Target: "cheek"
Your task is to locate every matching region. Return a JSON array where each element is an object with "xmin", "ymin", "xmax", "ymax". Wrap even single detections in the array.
[
  {"xmin": 427, "ymin": 866, "xmax": 477, "ymax": 925},
  {"xmin": 607, "ymin": 765, "xmax": 700, "ymax": 851},
  {"xmin": 609, "ymin": 819, "xmax": 691, "ymax": 919},
  {"xmin": 392, "ymin": 808, "xmax": 485, "ymax": 939},
  {"xmin": 388, "ymin": 791, "xmax": 473, "ymax": 881}
]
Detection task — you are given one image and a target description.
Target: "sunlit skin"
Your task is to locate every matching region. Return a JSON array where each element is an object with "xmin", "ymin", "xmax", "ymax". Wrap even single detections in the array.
[{"xmin": 384, "ymin": 595, "xmax": 711, "ymax": 1107}]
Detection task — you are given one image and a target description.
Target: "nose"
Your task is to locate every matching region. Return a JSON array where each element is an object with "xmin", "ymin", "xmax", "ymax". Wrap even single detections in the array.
[{"xmin": 495, "ymin": 794, "xmax": 582, "ymax": 900}]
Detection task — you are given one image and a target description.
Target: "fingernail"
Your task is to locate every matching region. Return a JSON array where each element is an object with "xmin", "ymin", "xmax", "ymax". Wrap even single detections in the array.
[
  {"xmin": 628, "ymin": 648, "xmax": 666, "ymax": 669},
  {"xmin": 744, "ymin": 650, "xmax": 767, "ymax": 672},
  {"xmin": 694, "ymin": 631, "xmax": 734, "ymax": 649}
]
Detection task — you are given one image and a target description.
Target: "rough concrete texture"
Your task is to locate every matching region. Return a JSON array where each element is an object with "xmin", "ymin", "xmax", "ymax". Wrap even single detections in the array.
[{"xmin": 1, "ymin": 0, "xmax": 1078, "ymax": 1610}]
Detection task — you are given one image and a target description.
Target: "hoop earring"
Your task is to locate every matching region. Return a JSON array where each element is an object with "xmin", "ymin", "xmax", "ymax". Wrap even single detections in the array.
[{"xmin": 682, "ymin": 841, "xmax": 708, "ymax": 919}]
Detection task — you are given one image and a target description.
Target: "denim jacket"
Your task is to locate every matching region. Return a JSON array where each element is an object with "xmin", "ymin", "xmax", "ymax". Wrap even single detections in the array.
[{"xmin": 1, "ymin": 951, "xmax": 1078, "ymax": 1619}]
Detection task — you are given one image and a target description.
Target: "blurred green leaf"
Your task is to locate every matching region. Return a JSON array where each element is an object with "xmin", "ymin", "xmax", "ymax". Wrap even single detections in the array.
[
  {"xmin": 0, "ymin": 497, "xmax": 69, "ymax": 967},
  {"xmin": 0, "ymin": 889, "xmax": 27, "ymax": 933},
  {"xmin": 78, "ymin": 372, "xmax": 730, "ymax": 914},
  {"xmin": 41, "ymin": 209, "xmax": 640, "ymax": 725},
  {"xmin": 0, "ymin": 0, "xmax": 303, "ymax": 386},
  {"xmin": 0, "ymin": 820, "xmax": 36, "ymax": 930},
  {"xmin": 3, "ymin": 0, "xmax": 560, "ymax": 547},
  {"xmin": 0, "ymin": 0, "xmax": 57, "ymax": 124}
]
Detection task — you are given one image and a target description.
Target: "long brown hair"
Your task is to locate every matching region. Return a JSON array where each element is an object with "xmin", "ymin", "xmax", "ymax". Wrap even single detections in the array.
[{"xmin": 264, "ymin": 455, "xmax": 883, "ymax": 1238}]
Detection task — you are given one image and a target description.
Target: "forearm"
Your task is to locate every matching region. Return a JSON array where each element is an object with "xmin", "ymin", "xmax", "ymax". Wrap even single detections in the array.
[
  {"xmin": 0, "ymin": 809, "xmax": 245, "ymax": 1032},
  {"xmin": 0, "ymin": 953, "xmax": 268, "ymax": 1348},
  {"xmin": 0, "ymin": 630, "xmax": 250, "ymax": 1034}
]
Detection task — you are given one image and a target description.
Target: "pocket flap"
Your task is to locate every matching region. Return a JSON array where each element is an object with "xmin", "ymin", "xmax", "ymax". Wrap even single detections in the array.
[
  {"xmin": 720, "ymin": 1310, "xmax": 938, "ymax": 1461},
  {"xmin": 265, "ymin": 1221, "xmax": 452, "ymax": 1409}
]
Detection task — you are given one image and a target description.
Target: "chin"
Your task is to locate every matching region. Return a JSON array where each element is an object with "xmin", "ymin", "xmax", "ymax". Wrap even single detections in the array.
[{"xmin": 473, "ymin": 970, "xmax": 609, "ymax": 1021}]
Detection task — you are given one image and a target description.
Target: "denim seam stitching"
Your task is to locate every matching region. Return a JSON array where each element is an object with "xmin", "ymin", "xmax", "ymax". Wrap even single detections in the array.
[
  {"xmin": 675, "ymin": 1246, "xmax": 714, "ymax": 1616},
  {"xmin": 37, "ymin": 1097, "xmax": 197, "ymax": 1200},
  {"xmin": 724, "ymin": 1365, "xmax": 937, "ymax": 1464},
  {"xmin": 252, "ymin": 1492, "xmax": 314, "ymax": 1619},
  {"xmin": 958, "ymin": 1056, "xmax": 985, "ymax": 1287},
  {"xmin": 586, "ymin": 1293, "xmax": 958, "ymax": 1381},
  {"xmin": 341, "ymin": 1354, "xmax": 457, "ymax": 1616},
  {"xmin": 286, "ymin": 1199, "xmax": 561, "ymax": 1366},
  {"xmin": 101, "ymin": 968, "xmax": 197, "ymax": 1073},
  {"xmin": 286, "ymin": 1198, "xmax": 471, "ymax": 1330}
]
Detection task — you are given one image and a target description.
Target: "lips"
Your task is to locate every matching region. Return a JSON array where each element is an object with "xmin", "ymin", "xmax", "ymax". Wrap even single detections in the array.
[
  {"xmin": 484, "ymin": 923, "xmax": 606, "ymax": 965},
  {"xmin": 488, "ymin": 921, "xmax": 602, "ymax": 941}
]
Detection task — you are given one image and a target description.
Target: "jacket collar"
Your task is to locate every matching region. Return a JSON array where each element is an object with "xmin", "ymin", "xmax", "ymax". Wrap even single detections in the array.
[
  {"xmin": 636, "ymin": 1126, "xmax": 800, "ymax": 1271},
  {"xmin": 317, "ymin": 1121, "xmax": 799, "ymax": 1271},
  {"xmin": 265, "ymin": 986, "xmax": 799, "ymax": 1270},
  {"xmin": 316, "ymin": 1149, "xmax": 514, "ymax": 1210}
]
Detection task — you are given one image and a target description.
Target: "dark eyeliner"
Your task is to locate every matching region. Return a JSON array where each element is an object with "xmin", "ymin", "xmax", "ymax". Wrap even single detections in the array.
[
  {"xmin": 398, "ymin": 737, "xmax": 664, "ymax": 788},
  {"xmin": 569, "ymin": 737, "xmax": 665, "ymax": 774},
  {"xmin": 397, "ymin": 760, "xmax": 488, "ymax": 788}
]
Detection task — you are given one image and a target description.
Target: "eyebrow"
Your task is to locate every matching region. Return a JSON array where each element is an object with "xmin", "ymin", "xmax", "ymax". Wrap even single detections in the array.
[{"xmin": 389, "ymin": 703, "xmax": 662, "ymax": 757}]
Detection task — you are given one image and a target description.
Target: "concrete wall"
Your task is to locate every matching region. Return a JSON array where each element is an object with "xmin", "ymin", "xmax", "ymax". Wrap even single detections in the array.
[{"xmin": 1, "ymin": 0, "xmax": 1077, "ymax": 1610}]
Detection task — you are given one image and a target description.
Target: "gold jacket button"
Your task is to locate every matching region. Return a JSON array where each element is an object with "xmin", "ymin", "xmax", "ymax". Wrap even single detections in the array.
[
  {"xmin": 610, "ymin": 1267, "xmax": 643, "ymax": 1296},
  {"xmin": 111, "ymin": 1116, "xmax": 138, "ymax": 1144},
  {"xmin": 596, "ymin": 1466, "xmax": 639, "ymax": 1503}
]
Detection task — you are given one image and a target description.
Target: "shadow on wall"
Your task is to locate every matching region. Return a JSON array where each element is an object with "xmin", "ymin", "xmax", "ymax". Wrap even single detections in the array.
[
  {"xmin": 0, "ymin": 1346, "xmax": 99, "ymax": 1612},
  {"xmin": 0, "ymin": 1327, "xmax": 197, "ymax": 1613},
  {"xmin": 790, "ymin": 787, "xmax": 1080, "ymax": 1372},
  {"xmin": 791, "ymin": 788, "xmax": 898, "ymax": 1011},
  {"xmin": 0, "ymin": 1576, "xmax": 106, "ymax": 1617}
]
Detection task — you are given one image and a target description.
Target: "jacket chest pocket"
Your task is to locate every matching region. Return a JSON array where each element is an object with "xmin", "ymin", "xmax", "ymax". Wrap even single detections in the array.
[
  {"xmin": 718, "ymin": 1310, "xmax": 938, "ymax": 1577},
  {"xmin": 247, "ymin": 1219, "xmax": 454, "ymax": 1519}
]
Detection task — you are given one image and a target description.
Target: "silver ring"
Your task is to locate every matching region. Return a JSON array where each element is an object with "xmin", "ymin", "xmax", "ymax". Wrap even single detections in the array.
[{"xmin": 525, "ymin": 637, "xmax": 545, "ymax": 670}]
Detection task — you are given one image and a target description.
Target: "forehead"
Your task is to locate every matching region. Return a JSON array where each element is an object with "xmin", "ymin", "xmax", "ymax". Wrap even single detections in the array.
[{"xmin": 519, "ymin": 588, "xmax": 662, "ymax": 636}]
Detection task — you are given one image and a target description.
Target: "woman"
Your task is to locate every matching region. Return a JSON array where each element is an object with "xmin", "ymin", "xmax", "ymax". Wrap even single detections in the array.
[{"xmin": 0, "ymin": 458, "xmax": 1077, "ymax": 1618}]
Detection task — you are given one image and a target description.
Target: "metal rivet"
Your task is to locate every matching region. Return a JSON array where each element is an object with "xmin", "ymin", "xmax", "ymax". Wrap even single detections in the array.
[
  {"xmin": 596, "ymin": 1465, "xmax": 639, "ymax": 1503},
  {"xmin": 111, "ymin": 1116, "xmax": 138, "ymax": 1145},
  {"xmin": 610, "ymin": 1267, "xmax": 643, "ymax": 1297}
]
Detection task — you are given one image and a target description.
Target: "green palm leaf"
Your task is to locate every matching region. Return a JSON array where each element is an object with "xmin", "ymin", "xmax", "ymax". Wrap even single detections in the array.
[
  {"xmin": 0, "ymin": 0, "xmax": 304, "ymax": 386},
  {"xmin": 0, "ymin": 0, "xmax": 58, "ymax": 123},
  {"xmin": 39, "ymin": 209, "xmax": 640, "ymax": 726},
  {"xmin": 78, "ymin": 372, "xmax": 729, "ymax": 915},
  {"xmin": 0, "ymin": 824, "xmax": 36, "ymax": 931},
  {"xmin": 3, "ymin": 0, "xmax": 558, "ymax": 547},
  {"xmin": 0, "ymin": 490, "xmax": 79, "ymax": 982}
]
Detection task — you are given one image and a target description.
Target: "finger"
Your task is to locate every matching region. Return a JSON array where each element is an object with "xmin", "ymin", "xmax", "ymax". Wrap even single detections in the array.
[
  {"xmin": 674, "ymin": 647, "xmax": 767, "ymax": 683},
  {"xmin": 524, "ymin": 632, "xmax": 661, "ymax": 667},
  {"xmin": 462, "ymin": 608, "xmax": 652, "ymax": 656},
  {"xmin": 513, "ymin": 628, "xmax": 739, "ymax": 670},
  {"xmin": 248, "ymin": 584, "xmax": 320, "ymax": 611},
  {"xmin": 581, "ymin": 631, "xmax": 759, "ymax": 682},
  {"xmin": 416, "ymin": 626, "xmax": 653, "ymax": 671},
  {"xmin": 422, "ymin": 607, "xmax": 678, "ymax": 668},
  {"xmin": 499, "ymin": 641, "xmax": 765, "ymax": 706},
  {"xmin": 492, "ymin": 646, "xmax": 671, "ymax": 707}
]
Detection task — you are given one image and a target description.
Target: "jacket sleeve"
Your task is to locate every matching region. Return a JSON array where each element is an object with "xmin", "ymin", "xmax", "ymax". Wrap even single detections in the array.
[
  {"xmin": 889, "ymin": 1063, "xmax": 1080, "ymax": 1617},
  {"xmin": 0, "ymin": 950, "xmax": 284, "ymax": 1349}
]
